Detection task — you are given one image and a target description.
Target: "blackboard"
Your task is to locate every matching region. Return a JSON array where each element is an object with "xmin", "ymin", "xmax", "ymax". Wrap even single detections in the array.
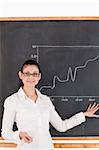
[{"xmin": 0, "ymin": 19, "xmax": 99, "ymax": 137}]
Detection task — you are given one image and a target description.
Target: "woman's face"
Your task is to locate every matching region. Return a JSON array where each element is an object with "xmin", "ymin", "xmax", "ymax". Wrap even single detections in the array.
[{"xmin": 18, "ymin": 65, "xmax": 41, "ymax": 88}]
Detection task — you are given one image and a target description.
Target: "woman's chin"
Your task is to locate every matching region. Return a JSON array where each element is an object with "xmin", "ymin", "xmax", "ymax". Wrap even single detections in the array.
[{"xmin": 27, "ymin": 83, "xmax": 36, "ymax": 88}]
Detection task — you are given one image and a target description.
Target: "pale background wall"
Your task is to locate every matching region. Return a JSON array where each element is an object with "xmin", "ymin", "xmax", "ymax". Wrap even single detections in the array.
[
  {"xmin": 0, "ymin": 0, "xmax": 99, "ymax": 17},
  {"xmin": 0, "ymin": 1, "xmax": 99, "ymax": 150}
]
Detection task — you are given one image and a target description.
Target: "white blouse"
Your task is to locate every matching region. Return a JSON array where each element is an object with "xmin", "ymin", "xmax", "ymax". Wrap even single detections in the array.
[{"xmin": 2, "ymin": 88, "xmax": 86, "ymax": 150}]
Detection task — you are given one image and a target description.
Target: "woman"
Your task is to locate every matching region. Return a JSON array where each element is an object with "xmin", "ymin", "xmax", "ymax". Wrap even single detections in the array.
[{"xmin": 2, "ymin": 60, "xmax": 99, "ymax": 150}]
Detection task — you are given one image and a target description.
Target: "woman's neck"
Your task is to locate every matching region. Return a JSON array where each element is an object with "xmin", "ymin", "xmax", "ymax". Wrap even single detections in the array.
[{"xmin": 22, "ymin": 86, "xmax": 37, "ymax": 102}]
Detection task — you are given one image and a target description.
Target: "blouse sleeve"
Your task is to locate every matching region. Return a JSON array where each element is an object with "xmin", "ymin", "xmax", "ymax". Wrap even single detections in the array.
[
  {"xmin": 47, "ymin": 97, "xmax": 86, "ymax": 132},
  {"xmin": 2, "ymin": 96, "xmax": 21, "ymax": 144}
]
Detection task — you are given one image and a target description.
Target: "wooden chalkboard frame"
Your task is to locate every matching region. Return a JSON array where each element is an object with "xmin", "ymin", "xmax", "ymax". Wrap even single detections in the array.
[
  {"xmin": 1, "ymin": 17, "xmax": 99, "ymax": 141},
  {"xmin": 0, "ymin": 16, "xmax": 99, "ymax": 21}
]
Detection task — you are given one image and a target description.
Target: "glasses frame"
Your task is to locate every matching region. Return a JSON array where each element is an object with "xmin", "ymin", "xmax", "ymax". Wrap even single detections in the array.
[{"xmin": 22, "ymin": 71, "xmax": 41, "ymax": 78}]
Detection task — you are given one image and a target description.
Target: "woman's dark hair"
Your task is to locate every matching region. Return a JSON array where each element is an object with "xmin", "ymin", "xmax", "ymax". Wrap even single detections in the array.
[
  {"xmin": 19, "ymin": 59, "xmax": 41, "ymax": 87},
  {"xmin": 20, "ymin": 59, "xmax": 41, "ymax": 73}
]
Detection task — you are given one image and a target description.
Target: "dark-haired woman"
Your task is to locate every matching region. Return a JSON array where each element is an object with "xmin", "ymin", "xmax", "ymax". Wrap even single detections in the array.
[{"xmin": 2, "ymin": 60, "xmax": 99, "ymax": 150}]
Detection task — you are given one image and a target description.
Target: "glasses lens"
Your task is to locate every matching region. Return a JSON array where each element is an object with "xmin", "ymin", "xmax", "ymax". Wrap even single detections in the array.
[
  {"xmin": 33, "ymin": 73, "xmax": 40, "ymax": 77},
  {"xmin": 24, "ymin": 72, "xmax": 31, "ymax": 77}
]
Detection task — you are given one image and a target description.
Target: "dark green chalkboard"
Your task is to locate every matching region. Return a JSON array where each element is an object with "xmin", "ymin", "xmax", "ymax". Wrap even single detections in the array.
[{"xmin": 0, "ymin": 19, "xmax": 99, "ymax": 137}]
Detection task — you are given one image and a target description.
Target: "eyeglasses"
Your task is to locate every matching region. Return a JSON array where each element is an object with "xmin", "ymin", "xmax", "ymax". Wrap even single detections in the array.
[{"xmin": 22, "ymin": 72, "xmax": 40, "ymax": 78}]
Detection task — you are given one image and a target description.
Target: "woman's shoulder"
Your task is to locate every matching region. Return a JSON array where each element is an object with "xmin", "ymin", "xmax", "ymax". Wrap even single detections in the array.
[
  {"xmin": 39, "ymin": 91, "xmax": 50, "ymax": 101},
  {"xmin": 4, "ymin": 92, "xmax": 18, "ymax": 106},
  {"xmin": 40, "ymin": 92, "xmax": 54, "ymax": 105}
]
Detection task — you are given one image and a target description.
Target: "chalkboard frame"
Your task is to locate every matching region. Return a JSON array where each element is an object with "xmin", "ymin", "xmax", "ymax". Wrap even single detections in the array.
[
  {"xmin": 0, "ymin": 16, "xmax": 99, "ymax": 21},
  {"xmin": 1, "ymin": 17, "xmax": 99, "ymax": 139}
]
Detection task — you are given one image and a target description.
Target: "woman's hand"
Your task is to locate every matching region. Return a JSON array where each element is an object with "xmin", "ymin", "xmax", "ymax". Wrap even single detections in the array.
[
  {"xmin": 83, "ymin": 102, "xmax": 99, "ymax": 118},
  {"xmin": 19, "ymin": 131, "xmax": 33, "ymax": 143}
]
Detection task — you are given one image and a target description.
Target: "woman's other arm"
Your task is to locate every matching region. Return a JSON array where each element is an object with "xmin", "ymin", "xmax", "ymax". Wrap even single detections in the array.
[{"xmin": 2, "ymin": 97, "xmax": 21, "ymax": 144}]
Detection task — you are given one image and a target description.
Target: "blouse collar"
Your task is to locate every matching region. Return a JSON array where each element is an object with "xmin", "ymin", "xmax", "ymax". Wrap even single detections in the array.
[{"xmin": 17, "ymin": 87, "xmax": 43, "ymax": 100}]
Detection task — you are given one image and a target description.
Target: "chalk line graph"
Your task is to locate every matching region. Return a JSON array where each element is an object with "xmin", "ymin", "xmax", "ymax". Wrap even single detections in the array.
[{"xmin": 31, "ymin": 45, "xmax": 99, "ymax": 100}]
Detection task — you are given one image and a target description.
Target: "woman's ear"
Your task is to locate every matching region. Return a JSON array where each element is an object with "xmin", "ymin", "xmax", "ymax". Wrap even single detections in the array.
[
  {"xmin": 18, "ymin": 71, "xmax": 22, "ymax": 80},
  {"xmin": 39, "ymin": 73, "xmax": 41, "ymax": 81}
]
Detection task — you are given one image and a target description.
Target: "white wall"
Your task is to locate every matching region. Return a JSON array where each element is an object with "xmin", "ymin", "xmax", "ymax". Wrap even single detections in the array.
[{"xmin": 0, "ymin": 0, "xmax": 99, "ymax": 17}]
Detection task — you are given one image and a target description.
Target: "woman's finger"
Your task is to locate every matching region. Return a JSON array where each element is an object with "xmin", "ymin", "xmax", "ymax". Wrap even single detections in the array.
[
  {"xmin": 87, "ymin": 104, "xmax": 92, "ymax": 111},
  {"xmin": 89, "ymin": 102, "xmax": 97, "ymax": 110}
]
